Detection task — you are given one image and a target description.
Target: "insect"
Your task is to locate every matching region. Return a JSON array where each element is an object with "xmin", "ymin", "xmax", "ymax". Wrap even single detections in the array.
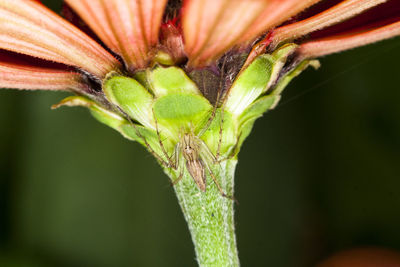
[
  {"xmin": 150, "ymin": 97, "xmax": 235, "ymax": 200},
  {"xmin": 124, "ymin": 103, "xmax": 232, "ymax": 199},
  {"xmin": 176, "ymin": 132, "xmax": 208, "ymax": 191}
]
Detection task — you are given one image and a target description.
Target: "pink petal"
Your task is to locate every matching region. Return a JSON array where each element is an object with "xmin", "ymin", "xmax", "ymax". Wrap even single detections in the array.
[
  {"xmin": 61, "ymin": 3, "xmax": 104, "ymax": 45},
  {"xmin": 292, "ymin": 0, "xmax": 343, "ymax": 21},
  {"xmin": 0, "ymin": 0, "xmax": 121, "ymax": 79},
  {"xmin": 140, "ymin": 0, "xmax": 168, "ymax": 46},
  {"xmin": 183, "ymin": 0, "xmax": 322, "ymax": 66},
  {"xmin": 308, "ymin": 0, "xmax": 400, "ymax": 40},
  {"xmin": 270, "ymin": 0, "xmax": 387, "ymax": 48},
  {"xmin": 183, "ymin": 0, "xmax": 268, "ymax": 66},
  {"xmin": 65, "ymin": 0, "xmax": 167, "ymax": 71},
  {"xmin": 297, "ymin": 21, "xmax": 400, "ymax": 59},
  {"xmin": 235, "ymin": 0, "xmax": 323, "ymax": 44},
  {"xmin": 0, "ymin": 51, "xmax": 85, "ymax": 91}
]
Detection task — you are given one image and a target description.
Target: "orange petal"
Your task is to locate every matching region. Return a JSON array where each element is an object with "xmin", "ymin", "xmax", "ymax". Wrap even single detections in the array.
[
  {"xmin": 297, "ymin": 20, "xmax": 400, "ymax": 59},
  {"xmin": 0, "ymin": 0, "xmax": 120, "ymax": 79},
  {"xmin": 235, "ymin": 0, "xmax": 323, "ymax": 45},
  {"xmin": 307, "ymin": 0, "xmax": 400, "ymax": 40},
  {"xmin": 0, "ymin": 56, "xmax": 85, "ymax": 91},
  {"xmin": 65, "ymin": 0, "xmax": 167, "ymax": 71},
  {"xmin": 183, "ymin": 0, "xmax": 322, "ymax": 67},
  {"xmin": 183, "ymin": 0, "xmax": 268, "ymax": 66},
  {"xmin": 271, "ymin": 0, "xmax": 387, "ymax": 48},
  {"xmin": 140, "ymin": 0, "xmax": 168, "ymax": 46}
]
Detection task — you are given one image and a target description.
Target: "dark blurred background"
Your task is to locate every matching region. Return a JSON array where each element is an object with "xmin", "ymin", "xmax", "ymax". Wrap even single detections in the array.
[{"xmin": 1, "ymin": 1, "xmax": 400, "ymax": 266}]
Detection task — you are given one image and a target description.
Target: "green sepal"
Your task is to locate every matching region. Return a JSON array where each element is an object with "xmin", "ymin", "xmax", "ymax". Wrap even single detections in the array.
[
  {"xmin": 270, "ymin": 43, "xmax": 298, "ymax": 62},
  {"xmin": 264, "ymin": 43, "xmax": 298, "ymax": 93},
  {"xmin": 152, "ymin": 93, "xmax": 212, "ymax": 140},
  {"xmin": 51, "ymin": 95, "xmax": 93, "ymax": 109},
  {"xmin": 118, "ymin": 123, "xmax": 174, "ymax": 154},
  {"xmin": 148, "ymin": 66, "xmax": 201, "ymax": 97},
  {"xmin": 224, "ymin": 44, "xmax": 299, "ymax": 118},
  {"xmin": 233, "ymin": 117, "xmax": 257, "ymax": 157},
  {"xmin": 89, "ymin": 105, "xmax": 127, "ymax": 131},
  {"xmin": 52, "ymin": 95, "xmax": 127, "ymax": 131},
  {"xmin": 103, "ymin": 74, "xmax": 155, "ymax": 129},
  {"xmin": 238, "ymin": 95, "xmax": 280, "ymax": 130},
  {"xmin": 200, "ymin": 109, "xmax": 237, "ymax": 157},
  {"xmin": 52, "ymin": 96, "xmax": 170, "ymax": 152},
  {"xmin": 228, "ymin": 95, "xmax": 280, "ymax": 155},
  {"xmin": 153, "ymin": 51, "xmax": 175, "ymax": 66},
  {"xmin": 271, "ymin": 59, "xmax": 320, "ymax": 96},
  {"xmin": 224, "ymin": 55, "xmax": 273, "ymax": 116},
  {"xmin": 133, "ymin": 71, "xmax": 152, "ymax": 92}
]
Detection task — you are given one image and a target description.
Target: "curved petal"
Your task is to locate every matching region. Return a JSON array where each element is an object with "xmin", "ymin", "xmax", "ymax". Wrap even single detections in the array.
[
  {"xmin": 308, "ymin": 0, "xmax": 400, "ymax": 40},
  {"xmin": 236, "ymin": 0, "xmax": 323, "ymax": 44},
  {"xmin": 65, "ymin": 0, "xmax": 168, "ymax": 71},
  {"xmin": 183, "ymin": 0, "xmax": 267, "ymax": 66},
  {"xmin": 0, "ymin": 53, "xmax": 85, "ymax": 91},
  {"xmin": 0, "ymin": 0, "xmax": 121, "ymax": 79},
  {"xmin": 183, "ymin": 0, "xmax": 322, "ymax": 67},
  {"xmin": 297, "ymin": 20, "xmax": 400, "ymax": 59},
  {"xmin": 270, "ymin": 0, "xmax": 387, "ymax": 47}
]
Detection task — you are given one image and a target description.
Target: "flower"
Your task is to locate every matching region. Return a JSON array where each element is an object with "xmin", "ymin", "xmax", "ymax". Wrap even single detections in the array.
[
  {"xmin": 1, "ymin": 1, "xmax": 400, "ymax": 266},
  {"xmin": 1, "ymin": 0, "xmax": 399, "ymax": 94}
]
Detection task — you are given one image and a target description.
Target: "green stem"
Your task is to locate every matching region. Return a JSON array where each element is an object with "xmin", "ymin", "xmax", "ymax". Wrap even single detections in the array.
[{"xmin": 164, "ymin": 159, "xmax": 239, "ymax": 267}]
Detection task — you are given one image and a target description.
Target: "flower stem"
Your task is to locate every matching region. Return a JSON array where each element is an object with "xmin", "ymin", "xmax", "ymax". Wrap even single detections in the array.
[{"xmin": 164, "ymin": 159, "xmax": 239, "ymax": 267}]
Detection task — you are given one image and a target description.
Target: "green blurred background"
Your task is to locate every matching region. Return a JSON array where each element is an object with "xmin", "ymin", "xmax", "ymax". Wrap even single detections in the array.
[{"xmin": 1, "ymin": 1, "xmax": 400, "ymax": 266}]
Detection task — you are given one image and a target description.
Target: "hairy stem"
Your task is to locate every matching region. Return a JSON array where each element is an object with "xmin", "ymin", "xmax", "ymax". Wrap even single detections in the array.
[{"xmin": 164, "ymin": 159, "xmax": 239, "ymax": 267}]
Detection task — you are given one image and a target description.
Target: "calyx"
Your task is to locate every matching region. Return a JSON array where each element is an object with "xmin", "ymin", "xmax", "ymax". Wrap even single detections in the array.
[{"xmin": 53, "ymin": 44, "xmax": 319, "ymax": 163}]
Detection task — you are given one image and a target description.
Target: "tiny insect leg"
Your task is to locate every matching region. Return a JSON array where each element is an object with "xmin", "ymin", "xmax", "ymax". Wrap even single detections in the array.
[
  {"xmin": 171, "ymin": 145, "xmax": 184, "ymax": 186},
  {"xmin": 152, "ymin": 108, "xmax": 175, "ymax": 168},
  {"xmin": 124, "ymin": 115, "xmax": 171, "ymax": 169},
  {"xmin": 172, "ymin": 168, "xmax": 184, "ymax": 186},
  {"xmin": 214, "ymin": 55, "xmax": 229, "ymax": 161},
  {"xmin": 216, "ymin": 105, "xmax": 225, "ymax": 162},
  {"xmin": 198, "ymin": 55, "xmax": 226, "ymax": 138},
  {"xmin": 205, "ymin": 164, "xmax": 237, "ymax": 202},
  {"xmin": 197, "ymin": 92, "xmax": 220, "ymax": 138}
]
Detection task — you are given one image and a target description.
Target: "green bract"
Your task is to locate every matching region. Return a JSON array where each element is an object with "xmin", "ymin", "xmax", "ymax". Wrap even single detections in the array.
[
  {"xmin": 54, "ymin": 44, "xmax": 318, "ymax": 162},
  {"xmin": 103, "ymin": 75, "xmax": 155, "ymax": 129}
]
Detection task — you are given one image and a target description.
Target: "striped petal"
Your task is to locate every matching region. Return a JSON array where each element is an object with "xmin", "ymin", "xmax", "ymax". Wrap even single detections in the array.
[
  {"xmin": 270, "ymin": 0, "xmax": 387, "ymax": 48},
  {"xmin": 183, "ymin": 0, "xmax": 321, "ymax": 67},
  {"xmin": 307, "ymin": 0, "xmax": 400, "ymax": 40},
  {"xmin": 0, "ymin": 0, "xmax": 120, "ymax": 79},
  {"xmin": 297, "ymin": 20, "xmax": 400, "ymax": 59},
  {"xmin": 236, "ymin": 0, "xmax": 323, "ymax": 44},
  {"xmin": 183, "ymin": 0, "xmax": 268, "ymax": 66},
  {"xmin": 65, "ymin": 0, "xmax": 167, "ymax": 71},
  {"xmin": 0, "ymin": 51, "xmax": 85, "ymax": 91}
]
